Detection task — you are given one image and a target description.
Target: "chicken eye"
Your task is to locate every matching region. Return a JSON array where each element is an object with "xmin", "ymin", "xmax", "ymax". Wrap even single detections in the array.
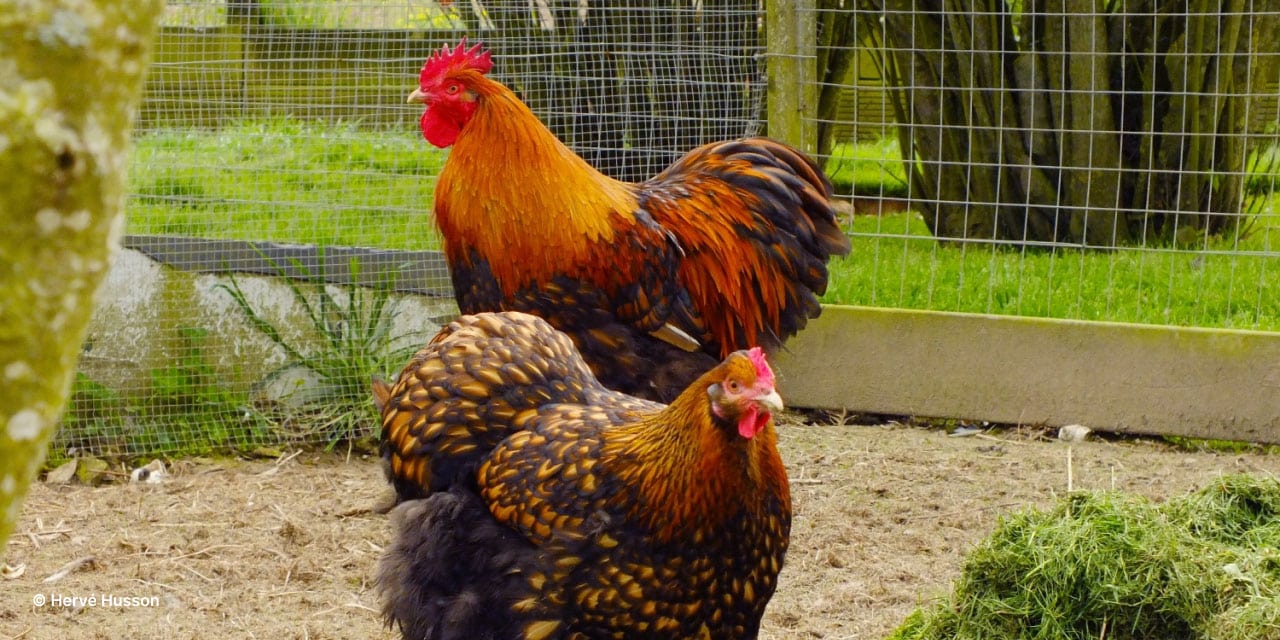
[
  {"xmin": 446, "ymin": 83, "xmax": 460, "ymax": 95},
  {"xmin": 725, "ymin": 379, "xmax": 742, "ymax": 393}
]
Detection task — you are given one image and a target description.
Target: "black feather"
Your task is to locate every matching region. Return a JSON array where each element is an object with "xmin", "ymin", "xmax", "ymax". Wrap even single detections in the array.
[{"xmin": 378, "ymin": 488, "xmax": 543, "ymax": 640}]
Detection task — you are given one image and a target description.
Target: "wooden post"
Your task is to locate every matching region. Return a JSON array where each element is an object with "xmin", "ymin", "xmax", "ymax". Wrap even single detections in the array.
[
  {"xmin": 766, "ymin": 0, "xmax": 818, "ymax": 154},
  {"xmin": 773, "ymin": 306, "xmax": 1280, "ymax": 444},
  {"xmin": 225, "ymin": 0, "xmax": 254, "ymax": 124}
]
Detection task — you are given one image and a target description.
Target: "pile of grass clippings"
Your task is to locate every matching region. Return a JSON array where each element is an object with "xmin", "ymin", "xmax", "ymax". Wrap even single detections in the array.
[{"xmin": 890, "ymin": 474, "xmax": 1280, "ymax": 640}]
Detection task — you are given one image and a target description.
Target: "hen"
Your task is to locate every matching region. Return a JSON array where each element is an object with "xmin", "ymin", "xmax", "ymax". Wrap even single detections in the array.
[
  {"xmin": 376, "ymin": 311, "xmax": 791, "ymax": 639},
  {"xmin": 407, "ymin": 40, "xmax": 851, "ymax": 401}
]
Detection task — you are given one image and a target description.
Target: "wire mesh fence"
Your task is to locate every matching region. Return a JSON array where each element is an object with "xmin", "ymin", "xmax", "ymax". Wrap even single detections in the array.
[
  {"xmin": 54, "ymin": 0, "xmax": 1280, "ymax": 460},
  {"xmin": 58, "ymin": 0, "xmax": 768, "ymax": 460},
  {"xmin": 816, "ymin": 2, "xmax": 1280, "ymax": 331}
]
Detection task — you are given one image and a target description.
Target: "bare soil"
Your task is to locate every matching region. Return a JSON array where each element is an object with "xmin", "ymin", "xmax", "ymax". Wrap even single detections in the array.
[{"xmin": 3, "ymin": 420, "xmax": 1277, "ymax": 640}]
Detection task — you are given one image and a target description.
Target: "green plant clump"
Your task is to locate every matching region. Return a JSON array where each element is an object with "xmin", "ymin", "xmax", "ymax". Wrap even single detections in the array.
[
  {"xmin": 218, "ymin": 253, "xmax": 424, "ymax": 449},
  {"xmin": 891, "ymin": 474, "xmax": 1280, "ymax": 640},
  {"xmin": 141, "ymin": 326, "xmax": 268, "ymax": 454},
  {"xmin": 54, "ymin": 373, "xmax": 132, "ymax": 462}
]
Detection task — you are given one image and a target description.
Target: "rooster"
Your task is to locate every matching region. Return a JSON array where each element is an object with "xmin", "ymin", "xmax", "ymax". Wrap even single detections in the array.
[
  {"xmin": 407, "ymin": 40, "xmax": 851, "ymax": 401},
  {"xmin": 376, "ymin": 311, "xmax": 791, "ymax": 639}
]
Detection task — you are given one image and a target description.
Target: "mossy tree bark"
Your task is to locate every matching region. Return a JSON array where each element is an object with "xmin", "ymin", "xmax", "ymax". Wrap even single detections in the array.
[
  {"xmin": 857, "ymin": 0, "xmax": 1279, "ymax": 247},
  {"xmin": 0, "ymin": 0, "xmax": 163, "ymax": 557}
]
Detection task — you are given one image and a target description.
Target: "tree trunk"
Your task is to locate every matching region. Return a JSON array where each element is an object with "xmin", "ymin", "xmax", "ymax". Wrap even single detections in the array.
[
  {"xmin": 0, "ymin": 0, "xmax": 164, "ymax": 557},
  {"xmin": 857, "ymin": 0, "xmax": 1279, "ymax": 247},
  {"xmin": 816, "ymin": 0, "xmax": 860, "ymax": 163}
]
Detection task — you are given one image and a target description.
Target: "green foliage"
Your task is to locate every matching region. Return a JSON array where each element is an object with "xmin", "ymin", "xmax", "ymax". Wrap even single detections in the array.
[
  {"xmin": 141, "ymin": 326, "xmax": 266, "ymax": 453},
  {"xmin": 159, "ymin": 0, "xmax": 223, "ymax": 26},
  {"xmin": 1247, "ymin": 144, "xmax": 1280, "ymax": 196},
  {"xmin": 217, "ymin": 252, "xmax": 422, "ymax": 449},
  {"xmin": 160, "ymin": 0, "xmax": 461, "ymax": 28},
  {"xmin": 1162, "ymin": 436, "xmax": 1280, "ymax": 455},
  {"xmin": 254, "ymin": 1, "xmax": 458, "ymax": 29},
  {"xmin": 150, "ymin": 327, "xmax": 216, "ymax": 401},
  {"xmin": 395, "ymin": 4, "xmax": 468, "ymax": 30},
  {"xmin": 54, "ymin": 373, "xmax": 130, "ymax": 464},
  {"xmin": 891, "ymin": 474, "xmax": 1280, "ymax": 640},
  {"xmin": 53, "ymin": 276, "xmax": 424, "ymax": 460}
]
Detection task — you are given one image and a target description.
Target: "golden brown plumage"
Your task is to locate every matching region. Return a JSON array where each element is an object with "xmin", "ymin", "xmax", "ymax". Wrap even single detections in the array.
[
  {"xmin": 377, "ymin": 311, "xmax": 791, "ymax": 639},
  {"xmin": 377, "ymin": 311, "xmax": 655, "ymax": 503},
  {"xmin": 408, "ymin": 40, "xmax": 851, "ymax": 401}
]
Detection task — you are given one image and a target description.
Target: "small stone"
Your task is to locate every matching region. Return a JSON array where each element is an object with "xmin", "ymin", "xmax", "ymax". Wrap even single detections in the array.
[
  {"xmin": 1058, "ymin": 424, "xmax": 1093, "ymax": 442},
  {"xmin": 45, "ymin": 459, "xmax": 78, "ymax": 484},
  {"xmin": 1, "ymin": 563, "xmax": 26, "ymax": 580}
]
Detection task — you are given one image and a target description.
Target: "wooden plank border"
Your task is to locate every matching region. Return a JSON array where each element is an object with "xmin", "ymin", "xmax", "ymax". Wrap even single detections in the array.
[
  {"xmin": 773, "ymin": 305, "xmax": 1280, "ymax": 444},
  {"xmin": 122, "ymin": 235, "xmax": 452, "ymax": 297},
  {"xmin": 121, "ymin": 239, "xmax": 1280, "ymax": 443}
]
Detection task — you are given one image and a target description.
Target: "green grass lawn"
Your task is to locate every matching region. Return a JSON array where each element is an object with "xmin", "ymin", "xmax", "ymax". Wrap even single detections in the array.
[
  {"xmin": 826, "ymin": 137, "xmax": 910, "ymax": 198},
  {"xmin": 822, "ymin": 137, "xmax": 1280, "ymax": 330},
  {"xmin": 126, "ymin": 119, "xmax": 1280, "ymax": 331},
  {"xmin": 128, "ymin": 119, "xmax": 445, "ymax": 251},
  {"xmin": 827, "ymin": 210, "xmax": 1280, "ymax": 330}
]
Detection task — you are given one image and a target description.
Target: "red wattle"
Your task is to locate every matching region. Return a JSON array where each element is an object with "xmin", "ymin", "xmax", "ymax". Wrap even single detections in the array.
[
  {"xmin": 421, "ymin": 110, "xmax": 461, "ymax": 148},
  {"xmin": 737, "ymin": 406, "xmax": 769, "ymax": 439}
]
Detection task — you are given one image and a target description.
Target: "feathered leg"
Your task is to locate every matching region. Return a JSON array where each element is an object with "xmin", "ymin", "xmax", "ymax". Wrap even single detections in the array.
[{"xmin": 378, "ymin": 488, "xmax": 540, "ymax": 640}]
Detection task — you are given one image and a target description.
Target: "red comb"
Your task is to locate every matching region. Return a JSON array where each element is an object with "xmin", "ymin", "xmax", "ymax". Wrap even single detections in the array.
[
  {"xmin": 419, "ymin": 38, "xmax": 493, "ymax": 84},
  {"xmin": 746, "ymin": 347, "xmax": 774, "ymax": 387}
]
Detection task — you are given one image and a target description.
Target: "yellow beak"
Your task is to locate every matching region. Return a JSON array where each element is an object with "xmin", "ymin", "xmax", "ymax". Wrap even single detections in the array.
[
  {"xmin": 757, "ymin": 389, "xmax": 784, "ymax": 414},
  {"xmin": 406, "ymin": 88, "xmax": 428, "ymax": 104}
]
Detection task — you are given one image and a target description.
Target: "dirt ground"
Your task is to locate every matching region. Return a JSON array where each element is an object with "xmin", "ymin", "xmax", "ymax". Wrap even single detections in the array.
[{"xmin": 3, "ymin": 419, "xmax": 1278, "ymax": 640}]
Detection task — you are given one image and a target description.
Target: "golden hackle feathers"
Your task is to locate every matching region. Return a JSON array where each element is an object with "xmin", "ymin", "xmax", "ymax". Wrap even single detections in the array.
[{"xmin": 434, "ymin": 86, "xmax": 642, "ymax": 300}]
